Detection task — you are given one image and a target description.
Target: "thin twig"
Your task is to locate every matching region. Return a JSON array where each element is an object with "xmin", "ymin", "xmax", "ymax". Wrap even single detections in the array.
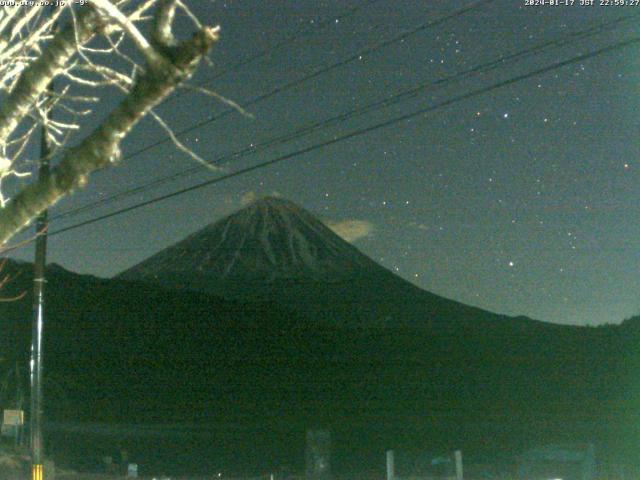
[
  {"xmin": 181, "ymin": 84, "xmax": 254, "ymax": 119},
  {"xmin": 149, "ymin": 109, "xmax": 224, "ymax": 172}
]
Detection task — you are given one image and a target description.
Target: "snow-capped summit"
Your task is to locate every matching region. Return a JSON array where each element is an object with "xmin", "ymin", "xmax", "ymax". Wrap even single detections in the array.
[{"xmin": 118, "ymin": 196, "xmax": 379, "ymax": 289}]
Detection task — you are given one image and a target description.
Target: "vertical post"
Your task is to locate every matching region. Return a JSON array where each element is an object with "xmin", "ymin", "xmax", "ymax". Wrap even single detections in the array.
[
  {"xmin": 386, "ymin": 450, "xmax": 395, "ymax": 480},
  {"xmin": 15, "ymin": 361, "xmax": 21, "ymax": 447},
  {"xmin": 13, "ymin": 405, "xmax": 19, "ymax": 447},
  {"xmin": 454, "ymin": 450, "xmax": 463, "ymax": 480},
  {"xmin": 305, "ymin": 430, "xmax": 331, "ymax": 480},
  {"xmin": 30, "ymin": 82, "xmax": 52, "ymax": 480}
]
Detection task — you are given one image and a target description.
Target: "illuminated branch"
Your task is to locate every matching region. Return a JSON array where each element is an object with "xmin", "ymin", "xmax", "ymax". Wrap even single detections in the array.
[{"xmin": 0, "ymin": 1, "xmax": 221, "ymax": 245}]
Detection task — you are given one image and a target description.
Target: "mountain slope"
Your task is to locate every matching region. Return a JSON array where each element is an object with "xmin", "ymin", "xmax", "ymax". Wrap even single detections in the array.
[
  {"xmin": 2, "ymin": 260, "xmax": 634, "ymax": 421},
  {"xmin": 0, "ymin": 263, "xmax": 637, "ymax": 474},
  {"xmin": 5, "ymin": 199, "xmax": 638, "ymax": 473},
  {"xmin": 118, "ymin": 197, "xmax": 529, "ymax": 328},
  {"xmin": 119, "ymin": 197, "xmax": 376, "ymax": 283}
]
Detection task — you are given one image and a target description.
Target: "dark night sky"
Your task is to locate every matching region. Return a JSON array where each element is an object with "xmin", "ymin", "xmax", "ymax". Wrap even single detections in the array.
[{"xmin": 8, "ymin": 0, "xmax": 640, "ymax": 325}]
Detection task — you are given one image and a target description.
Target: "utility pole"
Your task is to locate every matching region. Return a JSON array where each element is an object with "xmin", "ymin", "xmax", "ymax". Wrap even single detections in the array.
[
  {"xmin": 30, "ymin": 83, "xmax": 52, "ymax": 480},
  {"xmin": 16, "ymin": 360, "xmax": 24, "ymax": 446}
]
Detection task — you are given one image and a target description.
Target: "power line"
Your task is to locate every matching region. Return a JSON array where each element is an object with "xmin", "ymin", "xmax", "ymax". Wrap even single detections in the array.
[
  {"xmin": 48, "ymin": 36, "xmax": 640, "ymax": 238},
  {"xmin": 49, "ymin": 0, "xmax": 496, "ymax": 221},
  {"xmin": 194, "ymin": 0, "xmax": 384, "ymax": 86},
  {"xmin": 105, "ymin": 0, "xmax": 495, "ymax": 163},
  {"xmin": 51, "ymin": 12, "xmax": 640, "ymax": 223},
  {"xmin": 164, "ymin": 0, "xmax": 384, "ymax": 105}
]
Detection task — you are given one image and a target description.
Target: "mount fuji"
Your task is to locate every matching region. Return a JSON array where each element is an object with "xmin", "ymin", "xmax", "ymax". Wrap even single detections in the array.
[
  {"xmin": 0, "ymin": 198, "xmax": 636, "ymax": 470},
  {"xmin": 113, "ymin": 197, "xmax": 636, "ymax": 447},
  {"xmin": 119, "ymin": 196, "xmax": 376, "ymax": 284},
  {"xmin": 118, "ymin": 196, "xmax": 504, "ymax": 327}
]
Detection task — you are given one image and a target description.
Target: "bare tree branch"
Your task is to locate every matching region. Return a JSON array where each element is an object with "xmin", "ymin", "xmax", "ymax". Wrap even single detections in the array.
[
  {"xmin": 182, "ymin": 83, "xmax": 254, "ymax": 119},
  {"xmin": 0, "ymin": 7, "xmax": 97, "ymax": 145},
  {"xmin": 152, "ymin": 0, "xmax": 178, "ymax": 48},
  {"xmin": 91, "ymin": 0, "xmax": 163, "ymax": 66},
  {"xmin": 0, "ymin": 17, "xmax": 220, "ymax": 244},
  {"xmin": 0, "ymin": 1, "xmax": 227, "ymax": 246},
  {"xmin": 149, "ymin": 109, "xmax": 222, "ymax": 172}
]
